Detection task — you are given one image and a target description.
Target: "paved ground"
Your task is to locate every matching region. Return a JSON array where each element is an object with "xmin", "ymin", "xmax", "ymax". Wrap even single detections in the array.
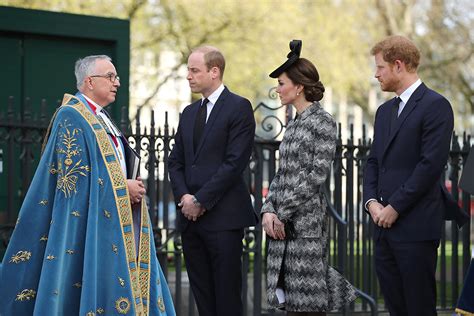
[{"xmin": 166, "ymin": 272, "xmax": 459, "ymax": 315}]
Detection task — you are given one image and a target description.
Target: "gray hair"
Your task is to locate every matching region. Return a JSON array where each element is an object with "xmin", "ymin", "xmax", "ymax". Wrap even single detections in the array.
[{"xmin": 75, "ymin": 55, "xmax": 112, "ymax": 90}]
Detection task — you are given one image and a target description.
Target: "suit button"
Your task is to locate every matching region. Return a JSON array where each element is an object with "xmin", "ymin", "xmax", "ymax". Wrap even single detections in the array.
[{"xmin": 192, "ymin": 164, "xmax": 196, "ymax": 168}]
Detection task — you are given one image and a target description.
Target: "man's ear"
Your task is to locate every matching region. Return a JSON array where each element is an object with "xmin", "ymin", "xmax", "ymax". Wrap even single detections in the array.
[
  {"xmin": 394, "ymin": 59, "xmax": 404, "ymax": 73},
  {"xmin": 210, "ymin": 66, "xmax": 220, "ymax": 80},
  {"xmin": 85, "ymin": 77, "xmax": 94, "ymax": 90}
]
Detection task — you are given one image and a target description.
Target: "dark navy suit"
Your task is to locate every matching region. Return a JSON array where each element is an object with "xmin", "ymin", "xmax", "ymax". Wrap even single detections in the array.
[
  {"xmin": 363, "ymin": 83, "xmax": 454, "ymax": 315},
  {"xmin": 168, "ymin": 87, "xmax": 257, "ymax": 316}
]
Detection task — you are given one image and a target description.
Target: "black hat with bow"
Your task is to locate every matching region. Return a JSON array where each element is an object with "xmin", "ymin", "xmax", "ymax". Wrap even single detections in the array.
[{"xmin": 269, "ymin": 40, "xmax": 302, "ymax": 78}]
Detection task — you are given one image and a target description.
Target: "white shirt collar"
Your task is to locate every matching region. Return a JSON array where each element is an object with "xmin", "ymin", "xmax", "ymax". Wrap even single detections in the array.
[
  {"xmin": 82, "ymin": 94, "xmax": 121, "ymax": 136},
  {"xmin": 204, "ymin": 84, "xmax": 225, "ymax": 105},
  {"xmin": 398, "ymin": 79, "xmax": 422, "ymax": 105},
  {"xmin": 82, "ymin": 94, "xmax": 103, "ymax": 113}
]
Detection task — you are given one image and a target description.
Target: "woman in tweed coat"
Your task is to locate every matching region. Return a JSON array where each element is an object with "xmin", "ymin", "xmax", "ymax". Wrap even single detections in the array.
[{"xmin": 262, "ymin": 41, "xmax": 357, "ymax": 315}]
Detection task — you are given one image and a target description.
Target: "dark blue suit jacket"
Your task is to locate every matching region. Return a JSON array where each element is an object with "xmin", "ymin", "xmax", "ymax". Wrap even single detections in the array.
[
  {"xmin": 363, "ymin": 83, "xmax": 455, "ymax": 241},
  {"xmin": 168, "ymin": 87, "xmax": 257, "ymax": 232}
]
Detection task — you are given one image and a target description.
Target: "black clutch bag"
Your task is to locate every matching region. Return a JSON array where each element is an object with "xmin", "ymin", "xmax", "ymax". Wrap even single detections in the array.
[
  {"xmin": 284, "ymin": 221, "xmax": 297, "ymax": 240},
  {"xmin": 267, "ymin": 220, "xmax": 297, "ymax": 240}
]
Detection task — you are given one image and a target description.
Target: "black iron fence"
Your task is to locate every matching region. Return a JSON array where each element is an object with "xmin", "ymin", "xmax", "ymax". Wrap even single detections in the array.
[{"xmin": 0, "ymin": 95, "xmax": 472, "ymax": 315}]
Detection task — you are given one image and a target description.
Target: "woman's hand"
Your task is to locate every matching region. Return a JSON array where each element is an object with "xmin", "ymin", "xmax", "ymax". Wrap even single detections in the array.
[{"xmin": 262, "ymin": 213, "xmax": 286, "ymax": 240}]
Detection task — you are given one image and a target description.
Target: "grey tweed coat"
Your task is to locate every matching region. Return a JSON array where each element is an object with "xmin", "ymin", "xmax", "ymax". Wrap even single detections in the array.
[{"xmin": 261, "ymin": 102, "xmax": 357, "ymax": 312}]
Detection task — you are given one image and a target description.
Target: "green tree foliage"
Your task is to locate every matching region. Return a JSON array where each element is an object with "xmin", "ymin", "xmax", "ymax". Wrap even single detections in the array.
[
  {"xmin": 1, "ymin": 0, "xmax": 472, "ymax": 130},
  {"xmin": 371, "ymin": 0, "xmax": 473, "ymax": 130}
]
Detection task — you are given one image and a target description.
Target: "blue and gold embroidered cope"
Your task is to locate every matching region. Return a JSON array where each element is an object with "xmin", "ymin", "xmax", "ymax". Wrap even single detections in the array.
[{"xmin": 0, "ymin": 93, "xmax": 175, "ymax": 315}]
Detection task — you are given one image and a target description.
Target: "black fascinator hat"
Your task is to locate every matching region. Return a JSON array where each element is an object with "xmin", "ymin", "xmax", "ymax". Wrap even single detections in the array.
[{"xmin": 269, "ymin": 40, "xmax": 302, "ymax": 78}]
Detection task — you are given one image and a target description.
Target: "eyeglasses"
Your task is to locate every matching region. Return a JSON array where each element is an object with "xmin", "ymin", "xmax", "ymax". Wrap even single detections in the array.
[{"xmin": 90, "ymin": 73, "xmax": 120, "ymax": 83}]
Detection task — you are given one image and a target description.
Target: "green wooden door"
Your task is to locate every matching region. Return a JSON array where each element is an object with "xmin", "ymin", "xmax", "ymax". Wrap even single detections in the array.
[
  {"xmin": 0, "ymin": 34, "xmax": 22, "ymax": 224},
  {"xmin": 0, "ymin": 7, "xmax": 129, "ymax": 260},
  {"xmin": 0, "ymin": 33, "xmax": 117, "ymax": 223},
  {"xmin": 23, "ymin": 34, "xmax": 115, "ymax": 116}
]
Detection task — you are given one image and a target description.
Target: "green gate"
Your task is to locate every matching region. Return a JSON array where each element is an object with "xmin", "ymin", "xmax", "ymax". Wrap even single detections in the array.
[{"xmin": 0, "ymin": 6, "xmax": 130, "ymax": 242}]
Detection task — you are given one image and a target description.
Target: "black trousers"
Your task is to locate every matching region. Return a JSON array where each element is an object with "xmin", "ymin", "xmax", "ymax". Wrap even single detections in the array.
[
  {"xmin": 182, "ymin": 222, "xmax": 244, "ymax": 316},
  {"xmin": 375, "ymin": 236, "xmax": 439, "ymax": 316}
]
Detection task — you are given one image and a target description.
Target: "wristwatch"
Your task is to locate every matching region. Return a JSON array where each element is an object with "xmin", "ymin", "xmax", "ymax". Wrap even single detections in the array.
[{"xmin": 191, "ymin": 196, "xmax": 201, "ymax": 207}]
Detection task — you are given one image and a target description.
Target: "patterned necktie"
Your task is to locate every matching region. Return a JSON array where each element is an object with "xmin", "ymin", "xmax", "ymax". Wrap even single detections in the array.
[
  {"xmin": 194, "ymin": 98, "xmax": 209, "ymax": 151},
  {"xmin": 390, "ymin": 97, "xmax": 402, "ymax": 136}
]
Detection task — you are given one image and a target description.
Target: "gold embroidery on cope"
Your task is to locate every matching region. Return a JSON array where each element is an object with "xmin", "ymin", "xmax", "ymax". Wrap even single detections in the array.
[
  {"xmin": 71, "ymin": 211, "xmax": 80, "ymax": 217},
  {"xmin": 66, "ymin": 249, "xmax": 74, "ymax": 255},
  {"xmin": 39, "ymin": 200, "xmax": 48, "ymax": 206},
  {"xmin": 40, "ymin": 235, "xmax": 48, "ymax": 242},
  {"xmin": 46, "ymin": 254, "xmax": 56, "ymax": 260},
  {"xmin": 112, "ymin": 244, "xmax": 118, "ymax": 254},
  {"xmin": 9, "ymin": 250, "xmax": 32, "ymax": 263},
  {"xmin": 98, "ymin": 178, "xmax": 104, "ymax": 186},
  {"xmin": 140, "ymin": 270, "xmax": 148, "ymax": 303},
  {"xmin": 73, "ymin": 282, "xmax": 82, "ymax": 288},
  {"xmin": 86, "ymin": 311, "xmax": 95, "ymax": 316},
  {"xmin": 15, "ymin": 289, "xmax": 36, "ymax": 301},
  {"xmin": 49, "ymin": 122, "xmax": 90, "ymax": 197},
  {"xmin": 115, "ymin": 297, "xmax": 131, "ymax": 314},
  {"xmin": 158, "ymin": 297, "xmax": 166, "ymax": 312},
  {"xmin": 118, "ymin": 277, "xmax": 125, "ymax": 287},
  {"xmin": 104, "ymin": 210, "xmax": 111, "ymax": 218},
  {"xmin": 97, "ymin": 308, "xmax": 105, "ymax": 314},
  {"xmin": 64, "ymin": 98, "xmax": 146, "ymax": 313},
  {"xmin": 138, "ymin": 201, "xmax": 151, "ymax": 309}
]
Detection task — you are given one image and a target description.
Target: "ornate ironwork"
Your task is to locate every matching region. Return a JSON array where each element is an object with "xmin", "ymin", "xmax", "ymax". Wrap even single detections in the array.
[
  {"xmin": 254, "ymin": 87, "xmax": 291, "ymax": 140},
  {"xmin": 0, "ymin": 95, "xmax": 471, "ymax": 315}
]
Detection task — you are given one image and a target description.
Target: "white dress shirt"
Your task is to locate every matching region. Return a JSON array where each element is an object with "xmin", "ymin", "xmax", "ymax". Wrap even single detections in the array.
[
  {"xmin": 396, "ymin": 78, "xmax": 422, "ymax": 116},
  {"xmin": 202, "ymin": 84, "xmax": 225, "ymax": 122}
]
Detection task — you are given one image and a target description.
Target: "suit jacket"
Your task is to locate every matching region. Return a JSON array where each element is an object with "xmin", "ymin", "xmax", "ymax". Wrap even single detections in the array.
[
  {"xmin": 460, "ymin": 145, "xmax": 474, "ymax": 195},
  {"xmin": 168, "ymin": 87, "xmax": 257, "ymax": 232},
  {"xmin": 363, "ymin": 83, "xmax": 457, "ymax": 241}
]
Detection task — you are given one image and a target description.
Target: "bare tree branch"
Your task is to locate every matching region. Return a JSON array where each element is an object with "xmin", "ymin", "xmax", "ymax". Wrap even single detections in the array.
[
  {"xmin": 131, "ymin": 54, "xmax": 187, "ymax": 120},
  {"xmin": 127, "ymin": 0, "xmax": 146, "ymax": 19}
]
